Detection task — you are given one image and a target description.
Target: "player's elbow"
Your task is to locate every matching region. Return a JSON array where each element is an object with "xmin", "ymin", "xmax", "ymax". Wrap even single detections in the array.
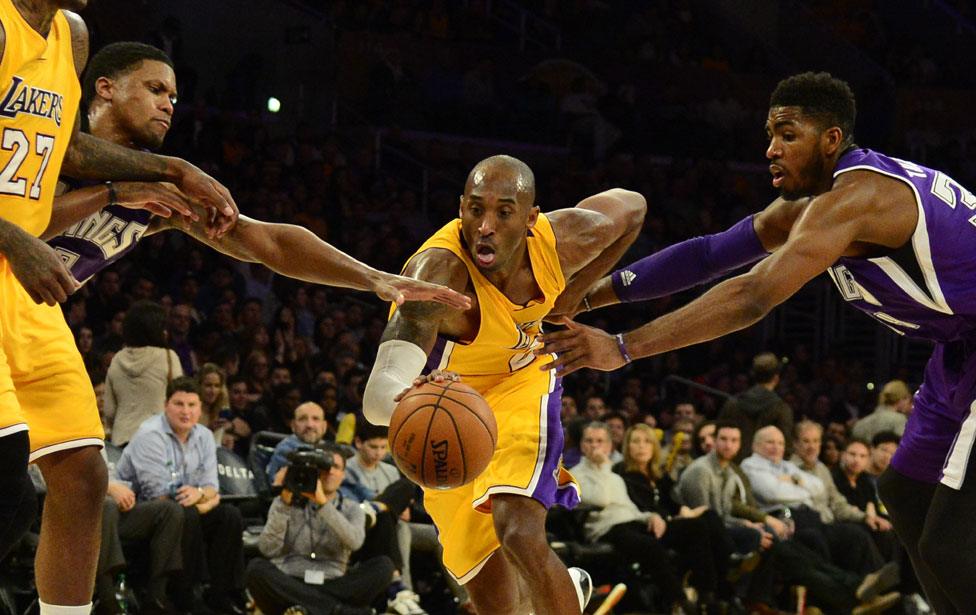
[{"xmin": 608, "ymin": 188, "xmax": 647, "ymax": 232}]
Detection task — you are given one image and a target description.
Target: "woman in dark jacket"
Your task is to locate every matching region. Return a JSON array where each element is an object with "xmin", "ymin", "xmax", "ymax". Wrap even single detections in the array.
[{"xmin": 613, "ymin": 423, "xmax": 735, "ymax": 606}]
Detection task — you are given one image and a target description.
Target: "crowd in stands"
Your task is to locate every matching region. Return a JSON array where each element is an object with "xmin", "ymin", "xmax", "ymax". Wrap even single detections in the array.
[{"xmin": 9, "ymin": 1, "xmax": 975, "ymax": 613}]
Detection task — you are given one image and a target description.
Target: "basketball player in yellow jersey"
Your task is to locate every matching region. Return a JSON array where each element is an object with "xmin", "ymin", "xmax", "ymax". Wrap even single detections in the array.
[
  {"xmin": 0, "ymin": 4, "xmax": 240, "ymax": 615},
  {"xmin": 363, "ymin": 155, "xmax": 646, "ymax": 615}
]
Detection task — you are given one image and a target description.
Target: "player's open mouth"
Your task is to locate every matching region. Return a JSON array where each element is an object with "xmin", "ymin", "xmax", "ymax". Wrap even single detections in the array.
[
  {"xmin": 769, "ymin": 164, "xmax": 785, "ymax": 188},
  {"xmin": 475, "ymin": 245, "xmax": 496, "ymax": 267}
]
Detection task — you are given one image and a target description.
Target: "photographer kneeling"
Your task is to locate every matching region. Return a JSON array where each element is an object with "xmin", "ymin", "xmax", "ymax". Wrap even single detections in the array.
[{"xmin": 246, "ymin": 446, "xmax": 395, "ymax": 615}]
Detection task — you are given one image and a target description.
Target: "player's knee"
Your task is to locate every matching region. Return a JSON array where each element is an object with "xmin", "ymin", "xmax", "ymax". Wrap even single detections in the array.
[
  {"xmin": 40, "ymin": 446, "xmax": 108, "ymax": 506},
  {"xmin": 495, "ymin": 517, "xmax": 547, "ymax": 560}
]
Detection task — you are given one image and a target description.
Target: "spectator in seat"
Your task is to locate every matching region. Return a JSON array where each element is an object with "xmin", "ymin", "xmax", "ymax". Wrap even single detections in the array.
[
  {"xmin": 719, "ymin": 353, "xmax": 794, "ymax": 462},
  {"xmin": 661, "ymin": 417, "xmax": 696, "ymax": 481},
  {"xmin": 116, "ymin": 377, "xmax": 245, "ymax": 614},
  {"xmin": 866, "ymin": 431, "xmax": 900, "ymax": 481},
  {"xmin": 267, "ymin": 401, "xmax": 330, "ymax": 482},
  {"xmin": 693, "ymin": 420, "xmax": 717, "ymax": 457},
  {"xmin": 790, "ymin": 421, "xmax": 874, "ymax": 530},
  {"xmin": 96, "ymin": 447, "xmax": 184, "ymax": 615},
  {"xmin": 572, "ymin": 421, "xmax": 697, "ymax": 613},
  {"xmin": 743, "ymin": 427, "xmax": 885, "ymax": 578},
  {"xmin": 601, "ymin": 411, "xmax": 627, "ymax": 463},
  {"xmin": 246, "ymin": 446, "xmax": 394, "ymax": 615},
  {"xmin": 613, "ymin": 423, "xmax": 734, "ymax": 607},
  {"xmin": 675, "ymin": 422, "xmax": 786, "ymax": 554},
  {"xmin": 833, "ymin": 439, "xmax": 892, "ymax": 535}
]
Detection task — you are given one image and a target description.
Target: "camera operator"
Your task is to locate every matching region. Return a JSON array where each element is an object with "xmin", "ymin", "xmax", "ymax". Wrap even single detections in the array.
[{"xmin": 246, "ymin": 446, "xmax": 395, "ymax": 615}]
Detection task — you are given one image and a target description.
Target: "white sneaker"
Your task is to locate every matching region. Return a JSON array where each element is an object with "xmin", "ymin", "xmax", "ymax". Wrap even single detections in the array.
[
  {"xmin": 387, "ymin": 589, "xmax": 426, "ymax": 615},
  {"xmin": 568, "ymin": 567, "xmax": 593, "ymax": 612}
]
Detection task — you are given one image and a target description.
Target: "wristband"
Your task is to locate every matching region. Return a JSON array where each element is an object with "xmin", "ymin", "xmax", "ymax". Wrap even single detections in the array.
[
  {"xmin": 105, "ymin": 181, "xmax": 118, "ymax": 207},
  {"xmin": 615, "ymin": 333, "xmax": 633, "ymax": 364}
]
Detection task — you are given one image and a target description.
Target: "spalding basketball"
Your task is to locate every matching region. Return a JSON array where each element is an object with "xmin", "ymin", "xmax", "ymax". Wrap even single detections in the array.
[{"xmin": 389, "ymin": 380, "xmax": 497, "ymax": 490}]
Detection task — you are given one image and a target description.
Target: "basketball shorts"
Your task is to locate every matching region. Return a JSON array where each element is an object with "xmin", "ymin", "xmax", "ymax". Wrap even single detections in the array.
[
  {"xmin": 422, "ymin": 360, "xmax": 579, "ymax": 584},
  {"xmin": 892, "ymin": 334, "xmax": 976, "ymax": 489},
  {"xmin": 0, "ymin": 259, "xmax": 102, "ymax": 460}
]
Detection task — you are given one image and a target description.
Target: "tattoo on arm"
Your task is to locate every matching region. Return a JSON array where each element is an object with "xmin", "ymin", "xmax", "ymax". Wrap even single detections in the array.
[
  {"xmin": 61, "ymin": 132, "xmax": 173, "ymax": 181},
  {"xmin": 380, "ymin": 300, "xmax": 450, "ymax": 353}
]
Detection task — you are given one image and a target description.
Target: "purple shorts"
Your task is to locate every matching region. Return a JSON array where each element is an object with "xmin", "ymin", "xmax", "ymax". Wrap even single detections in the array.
[{"xmin": 891, "ymin": 338, "xmax": 976, "ymax": 488}]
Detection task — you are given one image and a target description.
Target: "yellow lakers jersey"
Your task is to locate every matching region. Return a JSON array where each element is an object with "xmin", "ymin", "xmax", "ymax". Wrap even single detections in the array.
[
  {"xmin": 396, "ymin": 213, "xmax": 566, "ymax": 381},
  {"xmin": 0, "ymin": 2, "xmax": 80, "ymax": 236}
]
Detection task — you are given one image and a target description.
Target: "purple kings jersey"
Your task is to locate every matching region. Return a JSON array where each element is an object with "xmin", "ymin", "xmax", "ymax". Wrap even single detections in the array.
[
  {"xmin": 48, "ymin": 204, "xmax": 152, "ymax": 283},
  {"xmin": 827, "ymin": 148, "xmax": 976, "ymax": 343}
]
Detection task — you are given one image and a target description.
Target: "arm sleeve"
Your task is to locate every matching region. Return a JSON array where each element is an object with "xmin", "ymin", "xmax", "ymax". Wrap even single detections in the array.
[
  {"xmin": 611, "ymin": 214, "xmax": 767, "ymax": 303},
  {"xmin": 362, "ymin": 340, "xmax": 428, "ymax": 426}
]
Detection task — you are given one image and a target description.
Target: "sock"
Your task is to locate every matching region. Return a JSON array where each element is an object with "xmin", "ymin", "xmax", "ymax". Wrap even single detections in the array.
[{"xmin": 39, "ymin": 602, "xmax": 93, "ymax": 615}]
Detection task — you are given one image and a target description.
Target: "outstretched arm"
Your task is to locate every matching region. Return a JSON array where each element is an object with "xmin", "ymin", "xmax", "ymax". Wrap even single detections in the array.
[
  {"xmin": 580, "ymin": 197, "xmax": 806, "ymax": 313},
  {"xmin": 161, "ymin": 214, "xmax": 470, "ymax": 309},
  {"xmin": 362, "ymin": 250, "xmax": 471, "ymax": 426},
  {"xmin": 42, "ymin": 182, "xmax": 196, "ymax": 240},
  {"xmin": 546, "ymin": 188, "xmax": 646, "ymax": 317},
  {"xmin": 539, "ymin": 182, "xmax": 871, "ymax": 374}
]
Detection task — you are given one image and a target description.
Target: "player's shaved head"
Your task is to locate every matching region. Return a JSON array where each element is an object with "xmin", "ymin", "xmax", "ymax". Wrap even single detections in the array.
[{"xmin": 464, "ymin": 155, "xmax": 536, "ymax": 209}]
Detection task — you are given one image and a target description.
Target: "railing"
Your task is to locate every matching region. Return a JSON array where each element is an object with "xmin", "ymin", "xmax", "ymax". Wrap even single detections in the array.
[{"xmin": 661, "ymin": 375, "xmax": 733, "ymax": 403}]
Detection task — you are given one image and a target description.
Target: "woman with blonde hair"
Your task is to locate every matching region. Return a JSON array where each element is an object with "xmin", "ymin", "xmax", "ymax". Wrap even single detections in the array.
[
  {"xmin": 614, "ymin": 423, "xmax": 736, "ymax": 607},
  {"xmin": 197, "ymin": 363, "xmax": 230, "ymax": 429},
  {"xmin": 851, "ymin": 379, "xmax": 912, "ymax": 442}
]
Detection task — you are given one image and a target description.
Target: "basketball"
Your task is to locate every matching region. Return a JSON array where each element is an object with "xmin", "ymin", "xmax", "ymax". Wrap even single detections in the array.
[{"xmin": 389, "ymin": 380, "xmax": 498, "ymax": 490}]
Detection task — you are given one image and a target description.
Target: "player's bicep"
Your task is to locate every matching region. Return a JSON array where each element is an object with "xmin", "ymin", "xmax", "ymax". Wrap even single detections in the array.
[
  {"xmin": 63, "ymin": 11, "xmax": 89, "ymax": 77},
  {"xmin": 550, "ymin": 189, "xmax": 646, "ymax": 275}
]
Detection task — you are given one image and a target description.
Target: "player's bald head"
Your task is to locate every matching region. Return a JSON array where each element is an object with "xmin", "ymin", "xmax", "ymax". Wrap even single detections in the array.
[{"xmin": 464, "ymin": 155, "xmax": 536, "ymax": 209}]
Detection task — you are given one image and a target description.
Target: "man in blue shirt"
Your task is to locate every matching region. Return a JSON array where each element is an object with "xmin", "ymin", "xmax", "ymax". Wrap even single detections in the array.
[{"xmin": 117, "ymin": 376, "xmax": 245, "ymax": 614}]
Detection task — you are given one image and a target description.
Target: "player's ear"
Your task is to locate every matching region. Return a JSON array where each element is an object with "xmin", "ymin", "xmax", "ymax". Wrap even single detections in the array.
[
  {"xmin": 93, "ymin": 76, "xmax": 114, "ymax": 102},
  {"xmin": 458, "ymin": 195, "xmax": 464, "ymax": 218},
  {"xmin": 526, "ymin": 205, "xmax": 540, "ymax": 229},
  {"xmin": 823, "ymin": 126, "xmax": 844, "ymax": 156}
]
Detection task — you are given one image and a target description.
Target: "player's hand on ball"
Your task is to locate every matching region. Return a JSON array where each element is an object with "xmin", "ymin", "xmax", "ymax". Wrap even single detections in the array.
[
  {"xmin": 537, "ymin": 316, "xmax": 627, "ymax": 375},
  {"xmin": 373, "ymin": 273, "xmax": 472, "ymax": 311},
  {"xmin": 394, "ymin": 370, "xmax": 461, "ymax": 402}
]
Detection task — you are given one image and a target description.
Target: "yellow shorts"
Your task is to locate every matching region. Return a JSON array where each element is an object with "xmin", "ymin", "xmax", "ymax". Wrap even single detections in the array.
[
  {"xmin": 422, "ymin": 362, "xmax": 579, "ymax": 583},
  {"xmin": 0, "ymin": 259, "xmax": 102, "ymax": 460}
]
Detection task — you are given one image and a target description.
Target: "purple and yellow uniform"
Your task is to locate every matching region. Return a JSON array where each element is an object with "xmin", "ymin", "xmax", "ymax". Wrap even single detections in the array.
[
  {"xmin": 828, "ymin": 148, "xmax": 976, "ymax": 488},
  {"xmin": 0, "ymin": 1, "xmax": 102, "ymax": 458},
  {"xmin": 393, "ymin": 213, "xmax": 579, "ymax": 582}
]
